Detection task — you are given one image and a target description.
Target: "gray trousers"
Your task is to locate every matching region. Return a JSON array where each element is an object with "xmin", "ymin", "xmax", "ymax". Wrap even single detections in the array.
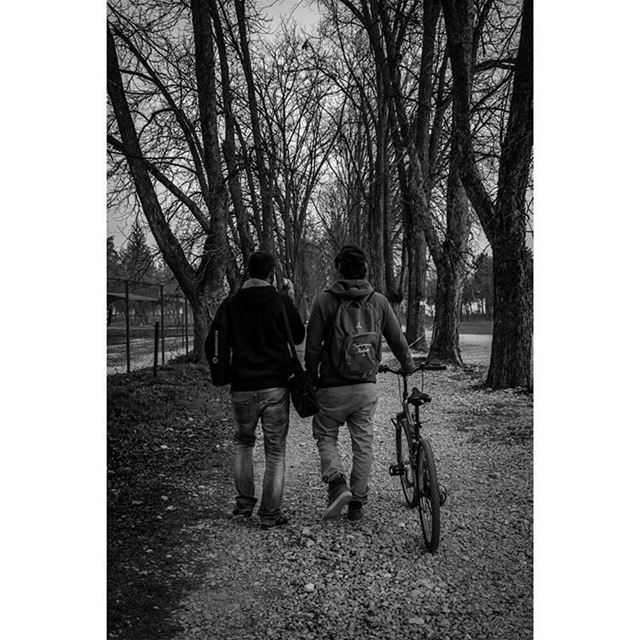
[{"xmin": 311, "ymin": 383, "xmax": 379, "ymax": 503}]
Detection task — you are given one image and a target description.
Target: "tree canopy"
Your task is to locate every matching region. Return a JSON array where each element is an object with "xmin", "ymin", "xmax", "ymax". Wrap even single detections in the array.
[{"xmin": 107, "ymin": 0, "xmax": 533, "ymax": 388}]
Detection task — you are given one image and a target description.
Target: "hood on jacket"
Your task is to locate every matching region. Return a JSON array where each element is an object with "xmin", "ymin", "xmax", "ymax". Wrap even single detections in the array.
[
  {"xmin": 237, "ymin": 279, "xmax": 279, "ymax": 308},
  {"xmin": 327, "ymin": 279, "xmax": 373, "ymax": 300}
]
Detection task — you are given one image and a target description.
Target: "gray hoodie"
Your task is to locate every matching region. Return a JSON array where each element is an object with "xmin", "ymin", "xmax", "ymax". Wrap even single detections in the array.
[{"xmin": 304, "ymin": 279, "xmax": 414, "ymax": 387}]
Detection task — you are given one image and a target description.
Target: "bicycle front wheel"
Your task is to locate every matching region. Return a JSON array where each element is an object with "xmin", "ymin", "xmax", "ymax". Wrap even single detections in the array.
[
  {"xmin": 395, "ymin": 417, "xmax": 417, "ymax": 507},
  {"xmin": 416, "ymin": 437, "xmax": 441, "ymax": 553}
]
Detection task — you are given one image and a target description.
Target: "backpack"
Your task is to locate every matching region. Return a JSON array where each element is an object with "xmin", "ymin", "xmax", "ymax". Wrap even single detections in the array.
[
  {"xmin": 327, "ymin": 291, "xmax": 380, "ymax": 380},
  {"xmin": 204, "ymin": 297, "xmax": 232, "ymax": 386}
]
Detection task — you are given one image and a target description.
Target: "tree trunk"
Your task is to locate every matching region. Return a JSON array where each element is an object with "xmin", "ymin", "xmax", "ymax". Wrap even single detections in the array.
[
  {"xmin": 429, "ymin": 258, "xmax": 465, "ymax": 364},
  {"xmin": 190, "ymin": 293, "xmax": 217, "ymax": 364},
  {"xmin": 190, "ymin": 0, "xmax": 231, "ymax": 362},
  {"xmin": 404, "ymin": 207, "xmax": 428, "ymax": 351},
  {"xmin": 487, "ymin": 239, "xmax": 533, "ymax": 389},
  {"xmin": 368, "ymin": 76, "xmax": 387, "ymax": 292},
  {"xmin": 429, "ymin": 166, "xmax": 469, "ymax": 364},
  {"xmin": 486, "ymin": 0, "xmax": 533, "ymax": 389},
  {"xmin": 235, "ymin": 0, "xmax": 274, "ymax": 252},
  {"xmin": 428, "ymin": 77, "xmax": 472, "ymax": 365},
  {"xmin": 383, "ymin": 168, "xmax": 401, "ymax": 304},
  {"xmin": 211, "ymin": 0, "xmax": 253, "ymax": 267}
]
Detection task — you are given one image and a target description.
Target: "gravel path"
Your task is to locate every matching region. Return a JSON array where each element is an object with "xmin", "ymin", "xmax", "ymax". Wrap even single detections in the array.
[{"xmin": 164, "ymin": 347, "xmax": 532, "ymax": 640}]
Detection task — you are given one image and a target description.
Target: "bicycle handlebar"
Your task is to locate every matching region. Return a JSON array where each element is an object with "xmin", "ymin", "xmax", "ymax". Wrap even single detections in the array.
[{"xmin": 378, "ymin": 362, "xmax": 447, "ymax": 376}]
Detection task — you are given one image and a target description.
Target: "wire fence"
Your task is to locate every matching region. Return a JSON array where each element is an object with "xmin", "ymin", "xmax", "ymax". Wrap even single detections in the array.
[{"xmin": 107, "ymin": 277, "xmax": 193, "ymax": 375}]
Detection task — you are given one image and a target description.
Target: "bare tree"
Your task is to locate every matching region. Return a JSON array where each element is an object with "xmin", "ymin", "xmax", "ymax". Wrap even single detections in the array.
[
  {"xmin": 314, "ymin": 3, "xmax": 407, "ymax": 302},
  {"xmin": 210, "ymin": 0, "xmax": 254, "ymax": 271},
  {"xmin": 442, "ymin": 0, "xmax": 533, "ymax": 388},
  {"xmin": 233, "ymin": 0, "xmax": 275, "ymax": 251},
  {"xmin": 329, "ymin": 0, "xmax": 470, "ymax": 357},
  {"xmin": 255, "ymin": 27, "xmax": 342, "ymax": 306},
  {"xmin": 106, "ymin": 0, "xmax": 531, "ymax": 380},
  {"xmin": 107, "ymin": 0, "xmax": 231, "ymax": 361}
]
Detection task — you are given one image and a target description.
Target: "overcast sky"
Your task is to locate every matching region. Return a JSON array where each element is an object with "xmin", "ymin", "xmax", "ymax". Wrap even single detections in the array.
[{"xmin": 262, "ymin": 0, "xmax": 321, "ymax": 32}]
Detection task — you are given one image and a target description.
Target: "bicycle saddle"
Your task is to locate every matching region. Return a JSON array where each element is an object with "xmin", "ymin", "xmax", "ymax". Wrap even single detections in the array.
[{"xmin": 408, "ymin": 387, "xmax": 431, "ymax": 407}]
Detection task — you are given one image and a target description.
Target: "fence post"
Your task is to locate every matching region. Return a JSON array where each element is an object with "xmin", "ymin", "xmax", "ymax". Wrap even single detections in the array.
[
  {"xmin": 181, "ymin": 298, "xmax": 185, "ymax": 351},
  {"xmin": 153, "ymin": 321, "xmax": 160, "ymax": 377},
  {"xmin": 125, "ymin": 279, "xmax": 131, "ymax": 374},
  {"xmin": 184, "ymin": 297, "xmax": 189, "ymax": 355},
  {"xmin": 160, "ymin": 285, "xmax": 165, "ymax": 365}
]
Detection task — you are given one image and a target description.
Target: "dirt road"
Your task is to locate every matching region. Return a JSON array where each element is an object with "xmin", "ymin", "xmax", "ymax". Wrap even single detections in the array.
[{"xmin": 108, "ymin": 334, "xmax": 532, "ymax": 640}]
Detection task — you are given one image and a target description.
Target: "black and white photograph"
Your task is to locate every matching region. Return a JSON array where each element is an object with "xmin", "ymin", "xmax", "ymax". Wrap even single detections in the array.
[
  {"xmin": 106, "ymin": 1, "xmax": 533, "ymax": 637},
  {"xmin": 6, "ymin": 1, "xmax": 640, "ymax": 639}
]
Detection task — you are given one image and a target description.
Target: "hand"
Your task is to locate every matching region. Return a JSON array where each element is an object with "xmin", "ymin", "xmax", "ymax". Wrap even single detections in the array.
[
  {"xmin": 401, "ymin": 362, "xmax": 416, "ymax": 376},
  {"xmin": 282, "ymin": 278, "xmax": 295, "ymax": 300}
]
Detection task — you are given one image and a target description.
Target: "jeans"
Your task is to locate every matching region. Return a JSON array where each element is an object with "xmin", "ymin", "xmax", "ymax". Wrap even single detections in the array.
[
  {"xmin": 231, "ymin": 387, "xmax": 289, "ymax": 523},
  {"xmin": 312, "ymin": 383, "xmax": 378, "ymax": 504}
]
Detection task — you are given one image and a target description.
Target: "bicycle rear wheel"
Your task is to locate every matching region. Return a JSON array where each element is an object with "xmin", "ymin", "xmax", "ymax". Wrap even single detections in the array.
[
  {"xmin": 416, "ymin": 437, "xmax": 441, "ymax": 553},
  {"xmin": 395, "ymin": 416, "xmax": 417, "ymax": 507}
]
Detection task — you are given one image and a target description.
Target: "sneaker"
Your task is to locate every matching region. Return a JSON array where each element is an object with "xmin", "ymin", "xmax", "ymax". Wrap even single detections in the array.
[
  {"xmin": 260, "ymin": 515, "xmax": 289, "ymax": 530},
  {"xmin": 322, "ymin": 478, "xmax": 353, "ymax": 520},
  {"xmin": 232, "ymin": 506, "xmax": 253, "ymax": 518},
  {"xmin": 346, "ymin": 501, "xmax": 363, "ymax": 521}
]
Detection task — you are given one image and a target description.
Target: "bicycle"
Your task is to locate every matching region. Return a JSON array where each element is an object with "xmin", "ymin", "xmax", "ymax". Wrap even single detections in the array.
[{"xmin": 378, "ymin": 361, "xmax": 447, "ymax": 553}]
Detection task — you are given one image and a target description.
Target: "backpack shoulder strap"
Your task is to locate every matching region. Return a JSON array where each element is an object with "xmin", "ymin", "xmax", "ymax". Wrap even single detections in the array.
[{"xmin": 323, "ymin": 290, "xmax": 345, "ymax": 342}]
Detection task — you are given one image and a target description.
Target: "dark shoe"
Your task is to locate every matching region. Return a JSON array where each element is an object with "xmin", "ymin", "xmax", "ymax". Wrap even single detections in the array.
[
  {"xmin": 260, "ymin": 515, "xmax": 289, "ymax": 530},
  {"xmin": 322, "ymin": 478, "xmax": 352, "ymax": 520},
  {"xmin": 347, "ymin": 501, "xmax": 363, "ymax": 521},
  {"xmin": 232, "ymin": 506, "xmax": 253, "ymax": 518}
]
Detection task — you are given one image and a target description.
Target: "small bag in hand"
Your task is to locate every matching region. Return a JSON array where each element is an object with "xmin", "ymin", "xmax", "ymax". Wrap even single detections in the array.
[{"xmin": 279, "ymin": 297, "xmax": 319, "ymax": 418}]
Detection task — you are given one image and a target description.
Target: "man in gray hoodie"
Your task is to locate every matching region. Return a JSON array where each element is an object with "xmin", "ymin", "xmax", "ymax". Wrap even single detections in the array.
[{"xmin": 305, "ymin": 245, "xmax": 414, "ymax": 521}]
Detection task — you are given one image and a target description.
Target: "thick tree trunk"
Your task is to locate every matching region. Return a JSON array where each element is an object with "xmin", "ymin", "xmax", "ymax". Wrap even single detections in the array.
[
  {"xmin": 429, "ymin": 258, "xmax": 465, "ymax": 364},
  {"xmin": 190, "ymin": 294, "xmax": 217, "ymax": 364},
  {"xmin": 486, "ymin": 0, "xmax": 533, "ymax": 388},
  {"xmin": 429, "ymin": 166, "xmax": 470, "ymax": 365},
  {"xmin": 190, "ymin": 0, "xmax": 231, "ymax": 362},
  {"xmin": 487, "ymin": 238, "xmax": 533, "ymax": 389},
  {"xmin": 428, "ymin": 84, "xmax": 472, "ymax": 365}
]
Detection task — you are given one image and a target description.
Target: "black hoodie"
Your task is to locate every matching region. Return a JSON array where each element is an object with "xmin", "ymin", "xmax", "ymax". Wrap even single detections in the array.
[{"xmin": 226, "ymin": 280, "xmax": 305, "ymax": 391}]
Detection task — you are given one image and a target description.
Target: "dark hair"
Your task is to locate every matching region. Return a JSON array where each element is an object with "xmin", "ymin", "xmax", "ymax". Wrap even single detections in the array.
[
  {"xmin": 335, "ymin": 244, "xmax": 366, "ymax": 279},
  {"xmin": 248, "ymin": 250, "xmax": 275, "ymax": 281}
]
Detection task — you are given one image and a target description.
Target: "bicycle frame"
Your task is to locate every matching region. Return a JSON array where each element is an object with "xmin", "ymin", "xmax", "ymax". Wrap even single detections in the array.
[
  {"xmin": 388, "ymin": 368, "xmax": 430, "ymax": 481},
  {"xmin": 382, "ymin": 362, "xmax": 447, "ymax": 553},
  {"xmin": 380, "ymin": 360, "xmax": 444, "ymax": 448},
  {"xmin": 397, "ymin": 371, "xmax": 427, "ymax": 438}
]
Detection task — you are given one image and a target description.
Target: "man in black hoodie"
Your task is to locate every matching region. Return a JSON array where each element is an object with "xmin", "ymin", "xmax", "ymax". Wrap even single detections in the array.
[
  {"xmin": 305, "ymin": 245, "xmax": 414, "ymax": 522},
  {"xmin": 220, "ymin": 251, "xmax": 305, "ymax": 530}
]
